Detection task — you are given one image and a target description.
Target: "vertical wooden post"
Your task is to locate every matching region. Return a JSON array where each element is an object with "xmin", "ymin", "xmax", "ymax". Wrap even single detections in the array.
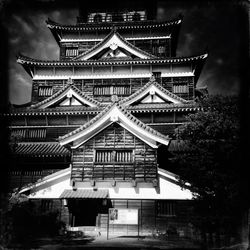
[
  {"xmin": 107, "ymin": 209, "xmax": 109, "ymax": 240},
  {"xmin": 138, "ymin": 208, "xmax": 140, "ymax": 240}
]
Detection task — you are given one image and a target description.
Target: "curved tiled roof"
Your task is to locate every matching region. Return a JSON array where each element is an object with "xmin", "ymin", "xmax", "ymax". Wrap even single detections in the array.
[
  {"xmin": 17, "ymin": 53, "xmax": 208, "ymax": 66},
  {"xmin": 59, "ymin": 103, "xmax": 169, "ymax": 143},
  {"xmin": 168, "ymin": 140, "xmax": 191, "ymax": 152},
  {"xmin": 30, "ymin": 84, "xmax": 101, "ymax": 109},
  {"xmin": 72, "ymin": 29, "xmax": 157, "ymax": 60},
  {"xmin": 5, "ymin": 106, "xmax": 101, "ymax": 116},
  {"xmin": 128, "ymin": 103, "xmax": 200, "ymax": 113},
  {"xmin": 12, "ymin": 142, "xmax": 70, "ymax": 157},
  {"xmin": 46, "ymin": 17, "xmax": 182, "ymax": 31},
  {"xmin": 120, "ymin": 79, "xmax": 192, "ymax": 105},
  {"xmin": 59, "ymin": 103, "xmax": 114, "ymax": 141}
]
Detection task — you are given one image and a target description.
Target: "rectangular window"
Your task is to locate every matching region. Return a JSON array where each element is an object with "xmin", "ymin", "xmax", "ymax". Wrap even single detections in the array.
[
  {"xmin": 11, "ymin": 129, "xmax": 46, "ymax": 139},
  {"xmin": 158, "ymin": 46, "xmax": 166, "ymax": 54},
  {"xmin": 38, "ymin": 86, "xmax": 53, "ymax": 96},
  {"xmin": 65, "ymin": 48, "xmax": 78, "ymax": 57},
  {"xmin": 26, "ymin": 129, "xmax": 46, "ymax": 139},
  {"xmin": 152, "ymin": 71, "xmax": 162, "ymax": 79},
  {"xmin": 173, "ymin": 85, "xmax": 189, "ymax": 93},
  {"xmin": 41, "ymin": 200, "xmax": 53, "ymax": 212},
  {"xmin": 156, "ymin": 201, "xmax": 176, "ymax": 217},
  {"xmin": 93, "ymin": 86, "xmax": 130, "ymax": 96},
  {"xmin": 95, "ymin": 150, "xmax": 132, "ymax": 163}
]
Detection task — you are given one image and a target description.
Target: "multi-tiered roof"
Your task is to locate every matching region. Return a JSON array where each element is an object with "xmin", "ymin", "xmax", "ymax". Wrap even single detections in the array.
[{"xmin": 7, "ymin": 5, "xmax": 208, "ymax": 190}]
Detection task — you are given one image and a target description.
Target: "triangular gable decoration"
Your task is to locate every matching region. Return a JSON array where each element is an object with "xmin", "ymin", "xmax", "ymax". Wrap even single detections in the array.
[
  {"xmin": 31, "ymin": 85, "xmax": 101, "ymax": 109},
  {"xmin": 59, "ymin": 104, "xmax": 170, "ymax": 149},
  {"xmin": 120, "ymin": 79, "xmax": 191, "ymax": 106},
  {"xmin": 73, "ymin": 30, "xmax": 156, "ymax": 61}
]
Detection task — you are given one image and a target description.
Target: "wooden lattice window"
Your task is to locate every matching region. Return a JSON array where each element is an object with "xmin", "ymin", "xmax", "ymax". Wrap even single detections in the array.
[
  {"xmin": 26, "ymin": 129, "xmax": 46, "ymax": 138},
  {"xmin": 112, "ymin": 14, "xmax": 124, "ymax": 22},
  {"xmin": 156, "ymin": 201, "xmax": 176, "ymax": 217},
  {"xmin": 10, "ymin": 129, "xmax": 46, "ymax": 139},
  {"xmin": 41, "ymin": 200, "xmax": 54, "ymax": 212},
  {"xmin": 158, "ymin": 46, "xmax": 166, "ymax": 54},
  {"xmin": 93, "ymin": 86, "xmax": 130, "ymax": 96},
  {"xmin": 10, "ymin": 129, "xmax": 26, "ymax": 139},
  {"xmin": 132, "ymin": 13, "xmax": 141, "ymax": 21},
  {"xmin": 94, "ymin": 14, "xmax": 103, "ymax": 22},
  {"xmin": 65, "ymin": 48, "xmax": 78, "ymax": 57},
  {"xmin": 173, "ymin": 85, "xmax": 188, "ymax": 93},
  {"xmin": 95, "ymin": 150, "xmax": 133, "ymax": 163},
  {"xmin": 38, "ymin": 86, "xmax": 53, "ymax": 96}
]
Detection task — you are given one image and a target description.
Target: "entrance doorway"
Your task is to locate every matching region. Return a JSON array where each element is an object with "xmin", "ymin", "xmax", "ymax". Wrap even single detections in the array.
[{"xmin": 68, "ymin": 199, "xmax": 110, "ymax": 226}]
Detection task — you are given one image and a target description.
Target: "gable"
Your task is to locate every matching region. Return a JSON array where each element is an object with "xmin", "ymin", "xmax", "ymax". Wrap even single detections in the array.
[
  {"xmin": 98, "ymin": 47, "xmax": 134, "ymax": 60},
  {"xmin": 59, "ymin": 104, "xmax": 170, "ymax": 149},
  {"xmin": 85, "ymin": 123, "xmax": 154, "ymax": 150},
  {"xmin": 32, "ymin": 86, "xmax": 100, "ymax": 109},
  {"xmin": 74, "ymin": 31, "xmax": 156, "ymax": 61},
  {"xmin": 120, "ymin": 80, "xmax": 191, "ymax": 106}
]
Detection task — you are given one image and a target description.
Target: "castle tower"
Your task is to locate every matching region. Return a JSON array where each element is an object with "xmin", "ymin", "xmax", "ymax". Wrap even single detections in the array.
[{"xmin": 7, "ymin": 2, "xmax": 208, "ymax": 236}]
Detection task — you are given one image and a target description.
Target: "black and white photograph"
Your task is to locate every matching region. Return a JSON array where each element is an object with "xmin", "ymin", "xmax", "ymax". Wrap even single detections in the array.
[{"xmin": 0, "ymin": 0, "xmax": 249, "ymax": 249}]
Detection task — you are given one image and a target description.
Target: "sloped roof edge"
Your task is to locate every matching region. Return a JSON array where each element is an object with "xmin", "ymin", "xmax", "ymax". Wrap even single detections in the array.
[
  {"xmin": 72, "ymin": 29, "xmax": 157, "ymax": 61},
  {"xmin": 30, "ymin": 84, "xmax": 101, "ymax": 109},
  {"xmin": 59, "ymin": 103, "xmax": 170, "ymax": 148}
]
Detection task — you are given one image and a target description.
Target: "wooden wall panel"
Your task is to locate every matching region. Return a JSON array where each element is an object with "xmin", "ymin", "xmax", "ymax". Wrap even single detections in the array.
[{"xmin": 71, "ymin": 125, "xmax": 157, "ymax": 182}]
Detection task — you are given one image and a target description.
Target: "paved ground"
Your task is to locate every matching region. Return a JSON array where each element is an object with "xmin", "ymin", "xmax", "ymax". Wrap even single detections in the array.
[{"xmin": 7, "ymin": 235, "xmax": 203, "ymax": 249}]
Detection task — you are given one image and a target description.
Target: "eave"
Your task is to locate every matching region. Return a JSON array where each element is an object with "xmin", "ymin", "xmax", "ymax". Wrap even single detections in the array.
[
  {"xmin": 17, "ymin": 53, "xmax": 208, "ymax": 66},
  {"xmin": 5, "ymin": 106, "xmax": 101, "ymax": 116},
  {"xmin": 46, "ymin": 17, "xmax": 182, "ymax": 45},
  {"xmin": 46, "ymin": 17, "xmax": 182, "ymax": 31},
  {"xmin": 129, "ymin": 104, "xmax": 200, "ymax": 113}
]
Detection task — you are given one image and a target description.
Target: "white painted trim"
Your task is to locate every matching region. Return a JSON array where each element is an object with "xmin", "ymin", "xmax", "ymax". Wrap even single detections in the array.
[
  {"xmin": 19, "ymin": 167, "xmax": 71, "ymax": 194},
  {"xmin": 33, "ymin": 72, "xmax": 194, "ymax": 80},
  {"xmin": 38, "ymin": 88, "xmax": 98, "ymax": 109},
  {"xmin": 60, "ymin": 36, "xmax": 171, "ymax": 42},
  {"xmin": 60, "ymin": 105, "xmax": 169, "ymax": 148},
  {"xmin": 20, "ymin": 168, "xmax": 193, "ymax": 200},
  {"xmin": 123, "ymin": 84, "xmax": 184, "ymax": 106},
  {"xmin": 78, "ymin": 33, "xmax": 151, "ymax": 60}
]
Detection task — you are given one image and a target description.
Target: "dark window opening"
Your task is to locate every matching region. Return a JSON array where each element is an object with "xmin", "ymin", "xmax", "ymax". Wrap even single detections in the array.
[
  {"xmin": 112, "ymin": 14, "xmax": 124, "ymax": 22},
  {"xmin": 132, "ymin": 13, "xmax": 141, "ymax": 21},
  {"xmin": 94, "ymin": 14, "xmax": 102, "ymax": 22},
  {"xmin": 38, "ymin": 86, "xmax": 53, "ymax": 96},
  {"xmin": 95, "ymin": 150, "xmax": 133, "ymax": 163},
  {"xmin": 41, "ymin": 200, "xmax": 53, "ymax": 212},
  {"xmin": 156, "ymin": 201, "xmax": 176, "ymax": 217},
  {"xmin": 65, "ymin": 48, "xmax": 78, "ymax": 57},
  {"xmin": 173, "ymin": 84, "xmax": 189, "ymax": 93},
  {"xmin": 93, "ymin": 85, "xmax": 131, "ymax": 96}
]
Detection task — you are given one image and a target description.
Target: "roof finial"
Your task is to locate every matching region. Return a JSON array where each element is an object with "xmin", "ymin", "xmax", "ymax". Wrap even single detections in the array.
[
  {"xmin": 67, "ymin": 77, "xmax": 73, "ymax": 85},
  {"xmin": 111, "ymin": 94, "xmax": 119, "ymax": 103},
  {"xmin": 112, "ymin": 25, "xmax": 117, "ymax": 32},
  {"xmin": 149, "ymin": 74, "xmax": 156, "ymax": 82}
]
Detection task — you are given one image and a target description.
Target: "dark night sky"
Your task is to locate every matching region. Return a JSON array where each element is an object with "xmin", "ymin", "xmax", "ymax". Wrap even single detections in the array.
[{"xmin": 2, "ymin": 0, "xmax": 248, "ymax": 104}]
